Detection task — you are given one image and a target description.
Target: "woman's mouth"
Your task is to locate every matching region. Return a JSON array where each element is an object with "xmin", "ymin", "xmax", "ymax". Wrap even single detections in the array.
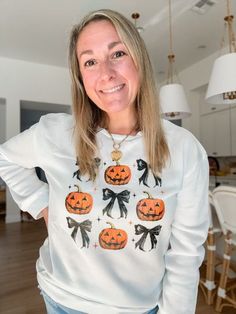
[{"xmin": 101, "ymin": 84, "xmax": 125, "ymax": 94}]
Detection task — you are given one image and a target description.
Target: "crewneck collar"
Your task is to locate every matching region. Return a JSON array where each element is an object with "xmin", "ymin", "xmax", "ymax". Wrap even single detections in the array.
[{"xmin": 97, "ymin": 128, "xmax": 142, "ymax": 141}]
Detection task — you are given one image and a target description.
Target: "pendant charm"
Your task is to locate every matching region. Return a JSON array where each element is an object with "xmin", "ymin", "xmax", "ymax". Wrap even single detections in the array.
[{"xmin": 111, "ymin": 149, "xmax": 122, "ymax": 162}]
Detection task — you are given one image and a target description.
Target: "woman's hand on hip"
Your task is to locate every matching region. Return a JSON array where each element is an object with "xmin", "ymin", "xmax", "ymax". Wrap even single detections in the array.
[{"xmin": 41, "ymin": 207, "xmax": 48, "ymax": 227}]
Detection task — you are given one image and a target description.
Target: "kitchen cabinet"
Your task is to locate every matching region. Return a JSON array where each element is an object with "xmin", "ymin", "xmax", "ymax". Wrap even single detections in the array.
[
  {"xmin": 231, "ymin": 106, "xmax": 236, "ymax": 155},
  {"xmin": 200, "ymin": 109, "xmax": 231, "ymax": 156},
  {"xmin": 200, "ymin": 99, "xmax": 230, "ymax": 115}
]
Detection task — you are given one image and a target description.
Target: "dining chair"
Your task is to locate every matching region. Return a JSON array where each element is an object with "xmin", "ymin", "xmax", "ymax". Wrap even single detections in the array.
[
  {"xmin": 212, "ymin": 185, "xmax": 236, "ymax": 312},
  {"xmin": 200, "ymin": 190, "xmax": 222, "ymax": 305}
]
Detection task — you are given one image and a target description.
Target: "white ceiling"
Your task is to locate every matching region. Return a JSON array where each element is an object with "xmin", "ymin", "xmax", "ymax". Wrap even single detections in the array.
[{"xmin": 1, "ymin": 0, "xmax": 235, "ymax": 81}]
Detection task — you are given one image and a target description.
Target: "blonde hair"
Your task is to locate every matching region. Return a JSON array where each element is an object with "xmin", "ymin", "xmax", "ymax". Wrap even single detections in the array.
[{"xmin": 69, "ymin": 9, "xmax": 169, "ymax": 180}]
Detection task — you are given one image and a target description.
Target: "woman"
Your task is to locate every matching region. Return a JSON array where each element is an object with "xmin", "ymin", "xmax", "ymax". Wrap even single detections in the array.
[{"xmin": 0, "ymin": 9, "xmax": 209, "ymax": 314}]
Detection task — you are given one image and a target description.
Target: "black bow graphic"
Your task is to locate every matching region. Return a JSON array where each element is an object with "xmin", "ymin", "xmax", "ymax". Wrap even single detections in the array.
[
  {"xmin": 136, "ymin": 159, "xmax": 162, "ymax": 187},
  {"xmin": 66, "ymin": 217, "xmax": 92, "ymax": 248},
  {"xmin": 73, "ymin": 158, "xmax": 101, "ymax": 181},
  {"xmin": 73, "ymin": 160, "xmax": 82, "ymax": 181},
  {"xmin": 94, "ymin": 157, "xmax": 101, "ymax": 168},
  {"xmin": 135, "ymin": 224, "xmax": 162, "ymax": 251},
  {"xmin": 102, "ymin": 188, "xmax": 130, "ymax": 218}
]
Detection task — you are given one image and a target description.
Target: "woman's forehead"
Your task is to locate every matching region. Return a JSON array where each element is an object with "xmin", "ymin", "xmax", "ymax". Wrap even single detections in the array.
[{"xmin": 76, "ymin": 20, "xmax": 124, "ymax": 53}]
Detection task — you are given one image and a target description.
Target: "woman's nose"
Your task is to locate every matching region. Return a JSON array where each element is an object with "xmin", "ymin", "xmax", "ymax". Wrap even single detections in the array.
[{"xmin": 99, "ymin": 60, "xmax": 115, "ymax": 80}]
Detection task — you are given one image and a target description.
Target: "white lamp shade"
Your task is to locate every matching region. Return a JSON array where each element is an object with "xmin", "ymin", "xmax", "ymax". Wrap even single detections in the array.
[
  {"xmin": 159, "ymin": 83, "xmax": 191, "ymax": 120},
  {"xmin": 205, "ymin": 53, "xmax": 236, "ymax": 105}
]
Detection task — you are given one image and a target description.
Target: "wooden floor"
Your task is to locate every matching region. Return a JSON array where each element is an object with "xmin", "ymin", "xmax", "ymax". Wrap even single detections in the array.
[{"xmin": 0, "ymin": 218, "xmax": 235, "ymax": 314}]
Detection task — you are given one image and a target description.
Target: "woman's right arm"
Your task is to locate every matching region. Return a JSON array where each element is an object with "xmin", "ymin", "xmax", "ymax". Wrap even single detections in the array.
[{"xmin": 0, "ymin": 122, "xmax": 49, "ymax": 220}]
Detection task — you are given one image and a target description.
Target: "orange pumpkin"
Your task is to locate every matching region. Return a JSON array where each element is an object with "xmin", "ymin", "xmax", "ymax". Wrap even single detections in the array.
[
  {"xmin": 104, "ymin": 164, "xmax": 131, "ymax": 185},
  {"xmin": 65, "ymin": 185, "xmax": 93, "ymax": 215},
  {"xmin": 99, "ymin": 222, "xmax": 128, "ymax": 250},
  {"xmin": 136, "ymin": 192, "xmax": 165, "ymax": 221}
]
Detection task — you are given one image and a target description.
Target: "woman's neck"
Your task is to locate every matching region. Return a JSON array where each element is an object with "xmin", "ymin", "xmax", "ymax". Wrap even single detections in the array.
[{"xmin": 106, "ymin": 111, "xmax": 138, "ymax": 135}]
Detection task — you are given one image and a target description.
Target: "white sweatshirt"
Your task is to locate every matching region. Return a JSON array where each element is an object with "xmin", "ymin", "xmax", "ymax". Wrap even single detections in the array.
[{"xmin": 0, "ymin": 113, "xmax": 209, "ymax": 314}]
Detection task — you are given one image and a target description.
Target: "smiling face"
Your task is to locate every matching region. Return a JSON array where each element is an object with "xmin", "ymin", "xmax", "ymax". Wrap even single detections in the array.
[{"xmin": 76, "ymin": 19, "xmax": 140, "ymax": 117}]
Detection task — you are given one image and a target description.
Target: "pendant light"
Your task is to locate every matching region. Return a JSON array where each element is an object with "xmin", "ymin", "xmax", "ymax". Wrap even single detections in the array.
[
  {"xmin": 131, "ymin": 12, "xmax": 144, "ymax": 33},
  {"xmin": 205, "ymin": 0, "xmax": 236, "ymax": 104},
  {"xmin": 159, "ymin": 0, "xmax": 191, "ymax": 120}
]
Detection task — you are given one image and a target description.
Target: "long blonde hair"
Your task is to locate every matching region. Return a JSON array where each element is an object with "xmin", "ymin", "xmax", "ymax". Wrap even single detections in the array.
[{"xmin": 69, "ymin": 9, "xmax": 169, "ymax": 180}]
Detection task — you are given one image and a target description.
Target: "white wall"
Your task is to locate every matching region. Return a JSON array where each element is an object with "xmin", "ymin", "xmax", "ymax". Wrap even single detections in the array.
[
  {"xmin": 0, "ymin": 57, "xmax": 71, "ymax": 222},
  {"xmin": 0, "ymin": 98, "xmax": 6, "ymax": 144}
]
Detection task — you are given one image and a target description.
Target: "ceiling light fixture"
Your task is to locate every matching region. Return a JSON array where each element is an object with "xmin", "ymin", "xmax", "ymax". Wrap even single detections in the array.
[
  {"xmin": 159, "ymin": 0, "xmax": 191, "ymax": 120},
  {"xmin": 131, "ymin": 12, "xmax": 144, "ymax": 33},
  {"xmin": 205, "ymin": 0, "xmax": 236, "ymax": 104}
]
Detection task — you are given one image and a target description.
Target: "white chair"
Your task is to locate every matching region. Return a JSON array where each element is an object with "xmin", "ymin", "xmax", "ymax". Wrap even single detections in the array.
[
  {"xmin": 212, "ymin": 185, "xmax": 236, "ymax": 312},
  {"xmin": 200, "ymin": 191, "xmax": 222, "ymax": 305}
]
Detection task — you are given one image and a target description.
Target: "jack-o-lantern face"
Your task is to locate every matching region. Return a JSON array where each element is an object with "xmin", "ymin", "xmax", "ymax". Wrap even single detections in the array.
[
  {"xmin": 104, "ymin": 165, "xmax": 131, "ymax": 185},
  {"xmin": 136, "ymin": 192, "xmax": 165, "ymax": 221},
  {"xmin": 65, "ymin": 185, "xmax": 93, "ymax": 215},
  {"xmin": 99, "ymin": 222, "xmax": 128, "ymax": 250}
]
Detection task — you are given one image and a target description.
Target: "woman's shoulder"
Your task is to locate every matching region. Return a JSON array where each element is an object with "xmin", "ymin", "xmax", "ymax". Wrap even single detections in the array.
[
  {"xmin": 162, "ymin": 118, "xmax": 193, "ymax": 138},
  {"xmin": 36, "ymin": 113, "xmax": 74, "ymax": 145},
  {"xmin": 162, "ymin": 119, "xmax": 207, "ymax": 160},
  {"xmin": 38, "ymin": 112, "xmax": 73, "ymax": 128},
  {"xmin": 37, "ymin": 112, "xmax": 73, "ymax": 134}
]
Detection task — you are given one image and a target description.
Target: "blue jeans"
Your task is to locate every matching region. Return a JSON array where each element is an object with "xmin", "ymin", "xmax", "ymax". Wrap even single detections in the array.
[{"xmin": 41, "ymin": 290, "xmax": 159, "ymax": 314}]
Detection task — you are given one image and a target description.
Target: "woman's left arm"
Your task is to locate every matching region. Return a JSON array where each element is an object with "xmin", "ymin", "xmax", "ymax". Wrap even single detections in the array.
[{"xmin": 159, "ymin": 151, "xmax": 209, "ymax": 314}]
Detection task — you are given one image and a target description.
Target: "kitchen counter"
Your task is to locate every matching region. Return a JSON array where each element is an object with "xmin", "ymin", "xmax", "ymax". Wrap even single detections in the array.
[{"xmin": 209, "ymin": 175, "xmax": 236, "ymax": 190}]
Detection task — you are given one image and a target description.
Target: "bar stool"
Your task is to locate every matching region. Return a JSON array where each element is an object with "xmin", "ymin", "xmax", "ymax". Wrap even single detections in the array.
[
  {"xmin": 200, "ymin": 191, "xmax": 222, "ymax": 305},
  {"xmin": 212, "ymin": 185, "xmax": 236, "ymax": 312}
]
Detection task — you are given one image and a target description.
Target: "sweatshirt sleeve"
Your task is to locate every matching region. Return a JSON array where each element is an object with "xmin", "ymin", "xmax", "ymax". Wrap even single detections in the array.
[
  {"xmin": 0, "ymin": 122, "xmax": 49, "ymax": 219},
  {"xmin": 158, "ymin": 141, "xmax": 209, "ymax": 314}
]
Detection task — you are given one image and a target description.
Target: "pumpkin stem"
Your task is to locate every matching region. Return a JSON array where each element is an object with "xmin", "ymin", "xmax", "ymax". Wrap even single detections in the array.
[
  {"xmin": 74, "ymin": 184, "xmax": 81, "ymax": 192},
  {"xmin": 106, "ymin": 222, "xmax": 115, "ymax": 229},
  {"xmin": 143, "ymin": 191, "xmax": 153, "ymax": 199}
]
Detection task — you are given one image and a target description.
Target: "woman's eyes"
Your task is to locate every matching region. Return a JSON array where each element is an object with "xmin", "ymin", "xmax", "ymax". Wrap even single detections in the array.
[
  {"xmin": 83, "ymin": 51, "xmax": 127, "ymax": 68},
  {"xmin": 84, "ymin": 59, "xmax": 96, "ymax": 67},
  {"xmin": 113, "ymin": 50, "xmax": 126, "ymax": 59}
]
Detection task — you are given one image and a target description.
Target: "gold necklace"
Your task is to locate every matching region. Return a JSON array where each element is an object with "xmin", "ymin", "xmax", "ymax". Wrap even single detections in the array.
[{"xmin": 107, "ymin": 127, "xmax": 136, "ymax": 162}]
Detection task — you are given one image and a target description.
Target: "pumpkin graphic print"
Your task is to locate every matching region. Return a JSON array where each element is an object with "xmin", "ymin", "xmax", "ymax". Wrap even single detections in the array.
[
  {"xmin": 99, "ymin": 222, "xmax": 128, "ymax": 250},
  {"xmin": 104, "ymin": 137, "xmax": 131, "ymax": 185},
  {"xmin": 136, "ymin": 192, "xmax": 165, "ymax": 221},
  {"xmin": 104, "ymin": 164, "xmax": 131, "ymax": 185},
  {"xmin": 65, "ymin": 185, "xmax": 93, "ymax": 214}
]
